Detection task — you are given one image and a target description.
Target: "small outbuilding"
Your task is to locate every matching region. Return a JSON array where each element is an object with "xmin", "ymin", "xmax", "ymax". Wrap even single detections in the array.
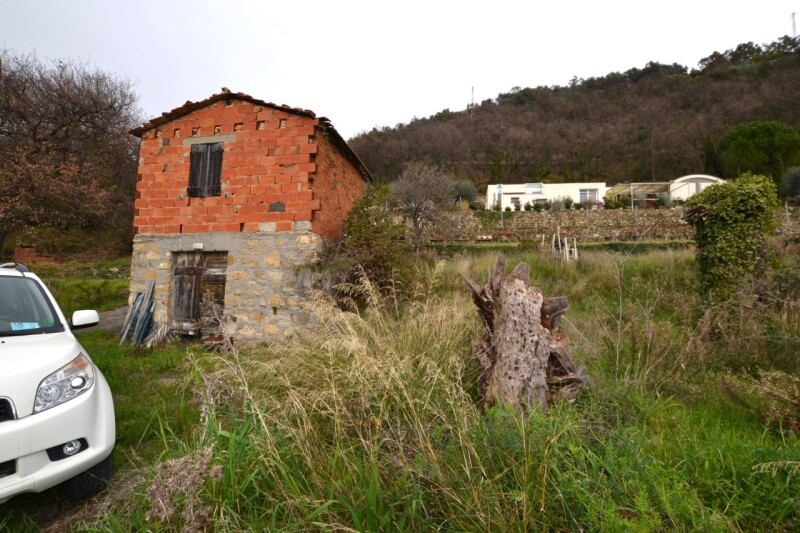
[
  {"xmin": 128, "ymin": 89, "xmax": 371, "ymax": 342},
  {"xmin": 607, "ymin": 174, "xmax": 724, "ymax": 206},
  {"xmin": 668, "ymin": 174, "xmax": 725, "ymax": 201}
]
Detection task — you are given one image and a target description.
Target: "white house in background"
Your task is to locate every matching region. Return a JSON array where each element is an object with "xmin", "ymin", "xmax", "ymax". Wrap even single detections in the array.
[{"xmin": 485, "ymin": 182, "xmax": 608, "ymax": 210}]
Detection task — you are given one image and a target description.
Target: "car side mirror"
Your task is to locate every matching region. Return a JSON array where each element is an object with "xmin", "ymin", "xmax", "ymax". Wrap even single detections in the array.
[{"xmin": 70, "ymin": 310, "xmax": 99, "ymax": 330}]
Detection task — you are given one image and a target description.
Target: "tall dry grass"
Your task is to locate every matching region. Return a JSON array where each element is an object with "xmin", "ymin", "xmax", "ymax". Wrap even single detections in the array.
[{"xmin": 80, "ymin": 247, "xmax": 800, "ymax": 531}]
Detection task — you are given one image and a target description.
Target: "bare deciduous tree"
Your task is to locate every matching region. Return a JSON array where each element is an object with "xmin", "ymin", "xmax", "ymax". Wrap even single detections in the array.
[
  {"xmin": 0, "ymin": 146, "xmax": 115, "ymax": 254},
  {"xmin": 0, "ymin": 50, "xmax": 141, "ymax": 255},
  {"xmin": 391, "ymin": 162, "xmax": 454, "ymax": 250}
]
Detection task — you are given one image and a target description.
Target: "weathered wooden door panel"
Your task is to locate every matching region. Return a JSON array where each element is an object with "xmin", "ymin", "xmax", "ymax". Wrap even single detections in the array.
[
  {"xmin": 199, "ymin": 252, "xmax": 227, "ymax": 333},
  {"xmin": 171, "ymin": 251, "xmax": 228, "ymax": 335},
  {"xmin": 172, "ymin": 252, "xmax": 203, "ymax": 334}
]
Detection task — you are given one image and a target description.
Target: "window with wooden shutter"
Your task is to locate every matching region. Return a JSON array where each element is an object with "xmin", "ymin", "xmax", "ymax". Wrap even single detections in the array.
[{"xmin": 188, "ymin": 142, "xmax": 223, "ymax": 197}]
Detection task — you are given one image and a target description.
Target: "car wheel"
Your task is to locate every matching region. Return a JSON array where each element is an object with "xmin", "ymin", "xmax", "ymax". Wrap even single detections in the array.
[{"xmin": 63, "ymin": 453, "xmax": 112, "ymax": 502}]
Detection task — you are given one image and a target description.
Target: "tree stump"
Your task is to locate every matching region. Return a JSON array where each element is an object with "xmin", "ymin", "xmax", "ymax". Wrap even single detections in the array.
[{"xmin": 464, "ymin": 256, "xmax": 587, "ymax": 412}]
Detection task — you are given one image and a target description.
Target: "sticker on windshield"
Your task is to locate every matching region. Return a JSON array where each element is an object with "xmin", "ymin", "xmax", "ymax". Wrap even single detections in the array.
[{"xmin": 11, "ymin": 322, "xmax": 39, "ymax": 331}]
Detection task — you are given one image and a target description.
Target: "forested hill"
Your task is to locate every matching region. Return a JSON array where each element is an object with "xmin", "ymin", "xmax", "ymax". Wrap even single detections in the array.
[{"xmin": 349, "ymin": 37, "xmax": 800, "ymax": 187}]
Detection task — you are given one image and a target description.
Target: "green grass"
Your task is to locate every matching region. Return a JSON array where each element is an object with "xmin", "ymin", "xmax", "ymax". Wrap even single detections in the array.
[
  {"xmin": 77, "ymin": 332, "xmax": 199, "ymax": 463},
  {"xmin": 31, "ymin": 258, "xmax": 131, "ymax": 316},
  {"xmin": 426, "ymin": 239, "xmax": 692, "ymax": 259},
  {"xmin": 3, "ymin": 248, "xmax": 799, "ymax": 531}
]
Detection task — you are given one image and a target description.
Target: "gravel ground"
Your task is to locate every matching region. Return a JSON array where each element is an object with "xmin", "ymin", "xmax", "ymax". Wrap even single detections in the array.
[{"xmin": 80, "ymin": 307, "xmax": 129, "ymax": 335}]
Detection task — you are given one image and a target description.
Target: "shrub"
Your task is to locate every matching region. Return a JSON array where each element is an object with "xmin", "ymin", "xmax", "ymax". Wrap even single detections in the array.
[
  {"xmin": 684, "ymin": 173, "xmax": 779, "ymax": 302},
  {"xmin": 454, "ymin": 179, "xmax": 479, "ymax": 203},
  {"xmin": 323, "ymin": 185, "xmax": 414, "ymax": 300}
]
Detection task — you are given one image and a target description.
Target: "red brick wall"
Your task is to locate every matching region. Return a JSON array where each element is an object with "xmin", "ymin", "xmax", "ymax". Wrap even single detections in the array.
[
  {"xmin": 14, "ymin": 246, "xmax": 57, "ymax": 264},
  {"xmin": 133, "ymin": 100, "xmax": 360, "ymax": 236},
  {"xmin": 310, "ymin": 128, "xmax": 366, "ymax": 240}
]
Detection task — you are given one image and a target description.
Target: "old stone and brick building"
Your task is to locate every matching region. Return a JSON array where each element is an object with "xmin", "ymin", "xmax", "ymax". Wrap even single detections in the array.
[{"xmin": 128, "ymin": 89, "xmax": 370, "ymax": 342}]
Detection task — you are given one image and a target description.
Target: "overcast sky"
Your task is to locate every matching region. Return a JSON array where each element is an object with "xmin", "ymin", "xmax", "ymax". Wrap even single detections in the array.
[{"xmin": 2, "ymin": 1, "xmax": 798, "ymax": 138}]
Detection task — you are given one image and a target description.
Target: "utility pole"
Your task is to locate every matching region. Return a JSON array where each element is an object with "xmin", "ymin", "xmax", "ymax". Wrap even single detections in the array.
[
  {"xmin": 792, "ymin": 12, "xmax": 797, "ymax": 38},
  {"xmin": 630, "ymin": 182, "xmax": 634, "ymax": 210},
  {"xmin": 497, "ymin": 183, "xmax": 504, "ymax": 229},
  {"xmin": 469, "ymin": 86, "xmax": 475, "ymax": 117}
]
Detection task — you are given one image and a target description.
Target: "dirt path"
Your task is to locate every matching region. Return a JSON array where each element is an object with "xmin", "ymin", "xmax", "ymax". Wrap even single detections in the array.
[{"xmin": 81, "ymin": 307, "xmax": 129, "ymax": 335}]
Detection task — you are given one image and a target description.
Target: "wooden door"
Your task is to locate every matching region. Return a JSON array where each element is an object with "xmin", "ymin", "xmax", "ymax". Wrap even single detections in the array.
[
  {"xmin": 171, "ymin": 251, "xmax": 228, "ymax": 335},
  {"xmin": 172, "ymin": 252, "xmax": 204, "ymax": 334}
]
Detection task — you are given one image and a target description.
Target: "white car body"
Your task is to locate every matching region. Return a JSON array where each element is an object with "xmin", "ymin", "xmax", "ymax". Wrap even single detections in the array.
[{"xmin": 0, "ymin": 264, "xmax": 115, "ymax": 504}]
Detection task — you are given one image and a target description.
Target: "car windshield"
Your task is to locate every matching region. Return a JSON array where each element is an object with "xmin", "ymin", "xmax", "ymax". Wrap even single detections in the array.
[{"xmin": 0, "ymin": 276, "xmax": 64, "ymax": 337}]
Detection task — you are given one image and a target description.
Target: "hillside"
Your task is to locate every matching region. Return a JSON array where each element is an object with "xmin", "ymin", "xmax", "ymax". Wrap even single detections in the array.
[{"xmin": 350, "ymin": 37, "xmax": 800, "ymax": 187}]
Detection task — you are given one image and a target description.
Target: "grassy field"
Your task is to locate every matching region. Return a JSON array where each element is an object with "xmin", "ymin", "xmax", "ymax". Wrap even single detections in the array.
[
  {"xmin": 34, "ymin": 258, "xmax": 131, "ymax": 316},
  {"xmin": 2, "ymin": 246, "xmax": 799, "ymax": 531}
]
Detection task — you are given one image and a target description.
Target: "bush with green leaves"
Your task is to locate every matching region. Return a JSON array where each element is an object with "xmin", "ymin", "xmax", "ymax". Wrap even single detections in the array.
[
  {"xmin": 718, "ymin": 121, "xmax": 800, "ymax": 189},
  {"xmin": 454, "ymin": 179, "xmax": 478, "ymax": 203},
  {"xmin": 685, "ymin": 173, "xmax": 779, "ymax": 301},
  {"xmin": 338, "ymin": 185, "xmax": 413, "ymax": 294}
]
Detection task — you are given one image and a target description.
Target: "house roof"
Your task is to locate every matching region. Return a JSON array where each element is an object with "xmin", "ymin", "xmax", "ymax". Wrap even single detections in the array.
[
  {"xmin": 129, "ymin": 89, "xmax": 372, "ymax": 181},
  {"xmin": 606, "ymin": 182, "xmax": 670, "ymax": 197}
]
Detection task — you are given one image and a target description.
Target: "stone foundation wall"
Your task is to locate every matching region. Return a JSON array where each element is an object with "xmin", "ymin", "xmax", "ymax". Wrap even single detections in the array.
[{"xmin": 129, "ymin": 221, "xmax": 323, "ymax": 343}]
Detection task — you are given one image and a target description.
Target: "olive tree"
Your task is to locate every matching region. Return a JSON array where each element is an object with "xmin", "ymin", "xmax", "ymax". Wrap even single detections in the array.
[
  {"xmin": 454, "ymin": 179, "xmax": 479, "ymax": 203},
  {"xmin": 391, "ymin": 162, "xmax": 455, "ymax": 250}
]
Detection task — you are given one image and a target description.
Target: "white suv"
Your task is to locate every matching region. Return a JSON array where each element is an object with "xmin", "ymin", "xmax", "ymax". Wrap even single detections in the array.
[{"xmin": 0, "ymin": 263, "xmax": 115, "ymax": 503}]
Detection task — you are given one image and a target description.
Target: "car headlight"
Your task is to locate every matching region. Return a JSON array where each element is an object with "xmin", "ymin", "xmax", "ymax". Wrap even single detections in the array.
[{"xmin": 34, "ymin": 353, "xmax": 95, "ymax": 413}]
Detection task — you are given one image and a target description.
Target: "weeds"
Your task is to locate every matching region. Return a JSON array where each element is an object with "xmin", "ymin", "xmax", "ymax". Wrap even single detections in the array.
[
  {"xmin": 145, "ymin": 446, "xmax": 221, "ymax": 530},
  {"xmin": 7, "ymin": 248, "xmax": 800, "ymax": 531}
]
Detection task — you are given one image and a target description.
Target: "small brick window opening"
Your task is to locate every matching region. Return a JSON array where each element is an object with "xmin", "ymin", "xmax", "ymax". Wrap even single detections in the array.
[
  {"xmin": 279, "ymin": 119, "xmax": 287, "ymax": 129},
  {"xmin": 188, "ymin": 142, "xmax": 223, "ymax": 197}
]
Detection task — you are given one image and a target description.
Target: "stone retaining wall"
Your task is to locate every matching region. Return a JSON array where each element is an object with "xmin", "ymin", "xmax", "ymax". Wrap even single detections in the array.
[{"xmin": 425, "ymin": 207, "xmax": 800, "ymax": 242}]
